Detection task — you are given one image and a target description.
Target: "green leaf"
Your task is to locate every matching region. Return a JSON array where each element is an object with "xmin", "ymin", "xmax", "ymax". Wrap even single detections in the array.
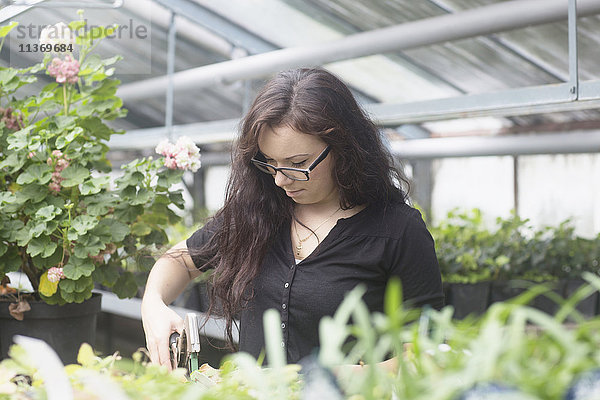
[
  {"xmin": 78, "ymin": 116, "xmax": 113, "ymax": 140},
  {"xmin": 0, "ymin": 242, "xmax": 6, "ymax": 257},
  {"xmin": 140, "ymin": 209, "xmax": 168, "ymax": 226},
  {"xmin": 60, "ymin": 275, "xmax": 93, "ymax": 293},
  {"xmin": 63, "ymin": 256, "xmax": 95, "ymax": 280},
  {"xmin": 55, "ymin": 127, "xmax": 83, "ymax": 149},
  {"xmin": 95, "ymin": 219, "xmax": 129, "ymax": 242},
  {"xmin": 0, "ymin": 21, "xmax": 18, "ymax": 38},
  {"xmin": 92, "ymin": 262, "xmax": 120, "ymax": 286},
  {"xmin": 0, "ymin": 246, "xmax": 21, "ymax": 273},
  {"xmin": 131, "ymin": 221, "xmax": 152, "ymax": 236},
  {"xmin": 0, "ymin": 152, "xmax": 26, "ymax": 172},
  {"xmin": 117, "ymin": 171, "xmax": 145, "ymax": 188},
  {"xmin": 79, "ymin": 54, "xmax": 103, "ymax": 75},
  {"xmin": 84, "ymin": 192, "xmax": 117, "ymax": 215},
  {"xmin": 30, "ymin": 222, "xmax": 46, "ymax": 238},
  {"xmin": 60, "ymin": 166, "xmax": 90, "ymax": 187},
  {"xmin": 157, "ymin": 168, "xmax": 184, "ymax": 188},
  {"xmin": 130, "ymin": 188, "xmax": 154, "ymax": 205},
  {"xmin": 60, "ymin": 289, "xmax": 93, "ymax": 303},
  {"xmin": 113, "ymin": 272, "xmax": 138, "ymax": 299},
  {"xmin": 141, "ymin": 229, "xmax": 168, "ymax": 245},
  {"xmin": 68, "ymin": 20, "xmax": 86, "ymax": 32},
  {"xmin": 136, "ymin": 254, "xmax": 156, "ymax": 271},
  {"xmin": 15, "ymin": 184, "xmax": 48, "ymax": 203},
  {"xmin": 15, "ymin": 225, "xmax": 32, "ymax": 246},
  {"xmin": 80, "ymin": 175, "xmax": 110, "ymax": 195},
  {"xmin": 27, "ymin": 235, "xmax": 57, "ymax": 258},
  {"xmin": 31, "ymin": 247, "xmax": 62, "ymax": 268},
  {"xmin": 168, "ymin": 190, "xmax": 184, "ymax": 208},
  {"xmin": 73, "ymin": 235, "xmax": 105, "ymax": 258},
  {"xmin": 34, "ymin": 204, "xmax": 61, "ymax": 221},
  {"xmin": 77, "ymin": 98, "xmax": 119, "ymax": 116},
  {"xmin": 43, "ymin": 220, "xmax": 59, "ymax": 235},
  {"xmin": 71, "ymin": 214, "xmax": 98, "ymax": 235},
  {"xmin": 6, "ymin": 126, "xmax": 34, "ymax": 150},
  {"xmin": 0, "ymin": 68, "xmax": 17, "ymax": 85},
  {"xmin": 114, "ymin": 204, "xmax": 143, "ymax": 223},
  {"xmin": 0, "ymin": 191, "xmax": 17, "ymax": 206},
  {"xmin": 17, "ymin": 164, "xmax": 52, "ymax": 185},
  {"xmin": 91, "ymin": 78, "xmax": 120, "ymax": 98},
  {"xmin": 52, "ymin": 115, "xmax": 77, "ymax": 131}
]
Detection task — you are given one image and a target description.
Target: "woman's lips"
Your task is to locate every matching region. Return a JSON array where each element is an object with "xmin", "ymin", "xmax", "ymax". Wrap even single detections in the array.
[{"xmin": 285, "ymin": 189, "xmax": 303, "ymax": 197}]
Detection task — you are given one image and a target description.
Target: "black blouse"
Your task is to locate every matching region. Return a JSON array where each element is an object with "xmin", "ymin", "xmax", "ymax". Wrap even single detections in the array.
[{"xmin": 186, "ymin": 200, "xmax": 444, "ymax": 363}]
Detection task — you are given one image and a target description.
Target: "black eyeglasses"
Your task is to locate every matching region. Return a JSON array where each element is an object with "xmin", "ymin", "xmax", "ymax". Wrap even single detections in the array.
[{"xmin": 251, "ymin": 146, "xmax": 331, "ymax": 181}]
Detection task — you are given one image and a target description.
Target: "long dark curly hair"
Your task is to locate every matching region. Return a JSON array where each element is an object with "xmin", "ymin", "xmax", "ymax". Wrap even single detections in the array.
[{"xmin": 193, "ymin": 68, "xmax": 410, "ymax": 348}]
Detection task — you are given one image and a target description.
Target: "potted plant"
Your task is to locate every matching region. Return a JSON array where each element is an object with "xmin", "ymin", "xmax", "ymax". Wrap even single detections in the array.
[
  {"xmin": 0, "ymin": 17, "xmax": 200, "ymax": 362},
  {"xmin": 434, "ymin": 208, "xmax": 600, "ymax": 319},
  {"xmin": 432, "ymin": 209, "xmax": 494, "ymax": 319}
]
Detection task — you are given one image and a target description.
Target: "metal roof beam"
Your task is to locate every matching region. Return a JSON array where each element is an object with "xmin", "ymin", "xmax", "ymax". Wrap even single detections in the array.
[
  {"xmin": 368, "ymin": 80, "xmax": 600, "ymax": 126},
  {"xmin": 117, "ymin": 0, "xmax": 600, "ymax": 101},
  {"xmin": 109, "ymin": 79, "xmax": 600, "ymax": 149},
  {"xmin": 391, "ymin": 130, "xmax": 600, "ymax": 160},
  {"xmin": 150, "ymin": 0, "xmax": 276, "ymax": 54},
  {"xmin": 110, "ymin": 129, "xmax": 600, "ymax": 163},
  {"xmin": 0, "ymin": 0, "xmax": 45, "ymax": 23},
  {"xmin": 426, "ymin": 0, "xmax": 570, "ymax": 82}
]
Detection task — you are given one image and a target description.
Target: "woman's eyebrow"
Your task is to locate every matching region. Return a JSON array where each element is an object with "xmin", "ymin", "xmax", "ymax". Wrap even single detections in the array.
[{"xmin": 260, "ymin": 151, "xmax": 310, "ymax": 160}]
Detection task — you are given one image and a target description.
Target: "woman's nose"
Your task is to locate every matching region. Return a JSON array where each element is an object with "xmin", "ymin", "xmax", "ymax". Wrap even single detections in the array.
[{"xmin": 274, "ymin": 170, "xmax": 294, "ymax": 187}]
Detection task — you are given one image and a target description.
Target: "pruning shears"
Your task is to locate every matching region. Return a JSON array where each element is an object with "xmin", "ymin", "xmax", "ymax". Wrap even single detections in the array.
[{"xmin": 169, "ymin": 313, "xmax": 201, "ymax": 373}]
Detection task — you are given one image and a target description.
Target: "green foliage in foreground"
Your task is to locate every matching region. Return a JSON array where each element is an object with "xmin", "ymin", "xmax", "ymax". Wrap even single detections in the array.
[{"xmin": 3, "ymin": 273, "xmax": 600, "ymax": 399}]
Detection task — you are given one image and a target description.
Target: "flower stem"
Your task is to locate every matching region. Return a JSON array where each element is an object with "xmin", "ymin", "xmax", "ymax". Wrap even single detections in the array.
[{"xmin": 62, "ymin": 84, "xmax": 68, "ymax": 114}]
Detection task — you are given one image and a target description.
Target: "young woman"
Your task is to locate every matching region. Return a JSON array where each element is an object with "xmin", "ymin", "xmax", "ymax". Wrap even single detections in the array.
[{"xmin": 141, "ymin": 68, "xmax": 444, "ymax": 368}]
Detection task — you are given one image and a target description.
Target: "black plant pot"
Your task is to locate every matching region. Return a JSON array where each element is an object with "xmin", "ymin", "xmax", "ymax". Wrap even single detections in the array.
[
  {"xmin": 490, "ymin": 280, "xmax": 565, "ymax": 316},
  {"xmin": 0, "ymin": 292, "xmax": 102, "ymax": 364},
  {"xmin": 563, "ymin": 279, "xmax": 598, "ymax": 318},
  {"xmin": 449, "ymin": 282, "xmax": 491, "ymax": 319},
  {"xmin": 442, "ymin": 281, "xmax": 452, "ymax": 308},
  {"xmin": 531, "ymin": 280, "xmax": 565, "ymax": 316},
  {"xmin": 489, "ymin": 280, "xmax": 527, "ymax": 305}
]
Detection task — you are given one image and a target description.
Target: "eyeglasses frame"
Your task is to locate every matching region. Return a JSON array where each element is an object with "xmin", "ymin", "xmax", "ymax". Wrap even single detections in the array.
[{"xmin": 250, "ymin": 145, "xmax": 331, "ymax": 181}]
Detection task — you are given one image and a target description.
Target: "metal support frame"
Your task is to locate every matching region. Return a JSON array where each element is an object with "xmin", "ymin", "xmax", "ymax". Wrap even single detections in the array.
[
  {"xmin": 150, "ymin": 0, "xmax": 276, "ymax": 55},
  {"xmin": 165, "ymin": 11, "xmax": 176, "ymax": 139},
  {"xmin": 0, "ymin": 0, "xmax": 44, "ymax": 23},
  {"xmin": 117, "ymin": 0, "xmax": 600, "ymax": 102},
  {"xmin": 390, "ymin": 130, "xmax": 600, "ymax": 160},
  {"xmin": 427, "ymin": 0, "xmax": 570, "ymax": 83},
  {"xmin": 367, "ymin": 81, "xmax": 600, "ymax": 126},
  {"xmin": 109, "ymin": 126, "xmax": 600, "ymax": 163},
  {"xmin": 5, "ymin": 0, "xmax": 123, "ymax": 8},
  {"xmin": 513, "ymin": 156, "xmax": 519, "ymax": 215},
  {"xmin": 568, "ymin": 0, "xmax": 579, "ymax": 100},
  {"xmin": 409, "ymin": 160, "xmax": 434, "ymax": 222}
]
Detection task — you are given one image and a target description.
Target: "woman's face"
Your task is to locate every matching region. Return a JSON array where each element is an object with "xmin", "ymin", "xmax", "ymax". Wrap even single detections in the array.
[{"xmin": 257, "ymin": 125, "xmax": 339, "ymax": 207}]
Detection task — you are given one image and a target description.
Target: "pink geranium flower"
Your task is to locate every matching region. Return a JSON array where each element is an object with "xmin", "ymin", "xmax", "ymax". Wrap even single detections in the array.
[
  {"xmin": 156, "ymin": 136, "xmax": 201, "ymax": 172},
  {"xmin": 47, "ymin": 55, "xmax": 79, "ymax": 84},
  {"xmin": 47, "ymin": 267, "xmax": 65, "ymax": 283}
]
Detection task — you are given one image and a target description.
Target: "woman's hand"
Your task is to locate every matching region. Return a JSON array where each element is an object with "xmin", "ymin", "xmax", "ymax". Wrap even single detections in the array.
[
  {"xmin": 141, "ymin": 294, "xmax": 184, "ymax": 370},
  {"xmin": 141, "ymin": 240, "xmax": 198, "ymax": 369}
]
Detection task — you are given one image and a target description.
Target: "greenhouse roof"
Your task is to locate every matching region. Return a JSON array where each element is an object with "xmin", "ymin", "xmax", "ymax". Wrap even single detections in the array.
[{"xmin": 1, "ymin": 0, "xmax": 600, "ymax": 149}]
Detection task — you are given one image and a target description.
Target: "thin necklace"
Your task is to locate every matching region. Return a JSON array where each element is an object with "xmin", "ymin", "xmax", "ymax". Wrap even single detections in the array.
[{"xmin": 294, "ymin": 206, "xmax": 341, "ymax": 257}]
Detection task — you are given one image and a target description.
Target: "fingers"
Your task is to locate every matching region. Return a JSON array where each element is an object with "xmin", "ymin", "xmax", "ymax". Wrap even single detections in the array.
[
  {"xmin": 159, "ymin": 335, "xmax": 173, "ymax": 370},
  {"xmin": 146, "ymin": 338, "xmax": 160, "ymax": 366},
  {"xmin": 142, "ymin": 311, "xmax": 184, "ymax": 371}
]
